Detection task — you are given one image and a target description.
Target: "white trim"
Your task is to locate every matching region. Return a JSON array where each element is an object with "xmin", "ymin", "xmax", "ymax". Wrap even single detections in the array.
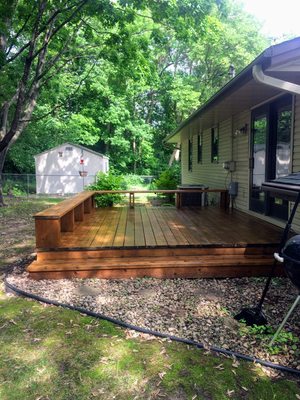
[{"xmin": 252, "ymin": 64, "xmax": 300, "ymax": 95}]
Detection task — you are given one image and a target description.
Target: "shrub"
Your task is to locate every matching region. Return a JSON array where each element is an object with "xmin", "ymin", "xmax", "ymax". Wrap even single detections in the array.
[
  {"xmin": 123, "ymin": 174, "xmax": 144, "ymax": 189},
  {"xmin": 89, "ymin": 172, "xmax": 125, "ymax": 207},
  {"xmin": 151, "ymin": 165, "xmax": 181, "ymax": 202}
]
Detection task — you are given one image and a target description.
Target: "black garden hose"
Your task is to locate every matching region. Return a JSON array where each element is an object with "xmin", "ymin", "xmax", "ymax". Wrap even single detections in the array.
[{"xmin": 4, "ymin": 277, "xmax": 300, "ymax": 376}]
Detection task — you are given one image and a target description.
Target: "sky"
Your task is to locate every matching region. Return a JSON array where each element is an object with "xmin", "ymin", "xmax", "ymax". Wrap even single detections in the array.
[{"xmin": 240, "ymin": 0, "xmax": 300, "ymax": 39}]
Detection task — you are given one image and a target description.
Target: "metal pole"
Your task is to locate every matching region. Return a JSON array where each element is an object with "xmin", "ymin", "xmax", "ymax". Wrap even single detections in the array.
[{"xmin": 269, "ymin": 294, "xmax": 300, "ymax": 346}]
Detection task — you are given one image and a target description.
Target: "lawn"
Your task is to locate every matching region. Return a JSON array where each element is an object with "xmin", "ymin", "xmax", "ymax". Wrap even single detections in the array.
[{"xmin": 0, "ymin": 198, "xmax": 300, "ymax": 399}]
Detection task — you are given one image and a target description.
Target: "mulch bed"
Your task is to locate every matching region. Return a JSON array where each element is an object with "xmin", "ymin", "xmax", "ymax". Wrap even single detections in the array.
[{"xmin": 5, "ymin": 258, "xmax": 300, "ymax": 370}]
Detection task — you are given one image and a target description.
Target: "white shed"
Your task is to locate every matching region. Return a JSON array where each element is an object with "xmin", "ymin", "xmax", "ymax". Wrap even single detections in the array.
[{"xmin": 34, "ymin": 143, "xmax": 109, "ymax": 195}]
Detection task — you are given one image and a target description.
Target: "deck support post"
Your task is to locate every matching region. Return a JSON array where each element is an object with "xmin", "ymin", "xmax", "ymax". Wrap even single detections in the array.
[
  {"xmin": 129, "ymin": 192, "xmax": 135, "ymax": 208},
  {"xmin": 74, "ymin": 203, "xmax": 84, "ymax": 221},
  {"xmin": 176, "ymin": 193, "xmax": 181, "ymax": 209},
  {"xmin": 35, "ymin": 219, "xmax": 61, "ymax": 248},
  {"xmin": 220, "ymin": 191, "xmax": 229, "ymax": 210},
  {"xmin": 84, "ymin": 197, "xmax": 92, "ymax": 213},
  {"xmin": 61, "ymin": 210, "xmax": 75, "ymax": 232}
]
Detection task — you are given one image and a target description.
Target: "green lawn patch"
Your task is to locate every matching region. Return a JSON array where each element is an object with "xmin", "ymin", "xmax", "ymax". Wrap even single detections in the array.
[{"xmin": 0, "ymin": 286, "xmax": 299, "ymax": 400}]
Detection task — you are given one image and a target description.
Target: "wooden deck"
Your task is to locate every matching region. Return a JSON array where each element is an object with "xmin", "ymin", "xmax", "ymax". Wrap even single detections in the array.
[{"xmin": 28, "ymin": 206, "xmax": 284, "ymax": 279}]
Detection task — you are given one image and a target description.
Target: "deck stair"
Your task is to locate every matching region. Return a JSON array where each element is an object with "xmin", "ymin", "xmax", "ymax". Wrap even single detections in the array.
[{"xmin": 28, "ymin": 246, "xmax": 282, "ymax": 279}]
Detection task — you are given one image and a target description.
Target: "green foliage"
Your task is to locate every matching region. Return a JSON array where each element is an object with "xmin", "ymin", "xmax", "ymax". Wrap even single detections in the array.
[
  {"xmin": 3, "ymin": 0, "xmax": 270, "ymax": 177},
  {"xmin": 88, "ymin": 172, "xmax": 125, "ymax": 207},
  {"xmin": 153, "ymin": 164, "xmax": 181, "ymax": 191},
  {"xmin": 239, "ymin": 322, "xmax": 299, "ymax": 355},
  {"xmin": 122, "ymin": 174, "xmax": 145, "ymax": 189},
  {"xmin": 151, "ymin": 164, "xmax": 180, "ymax": 202}
]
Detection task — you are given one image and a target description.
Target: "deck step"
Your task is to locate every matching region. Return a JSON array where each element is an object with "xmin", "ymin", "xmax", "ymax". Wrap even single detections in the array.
[{"xmin": 27, "ymin": 254, "xmax": 283, "ymax": 280}]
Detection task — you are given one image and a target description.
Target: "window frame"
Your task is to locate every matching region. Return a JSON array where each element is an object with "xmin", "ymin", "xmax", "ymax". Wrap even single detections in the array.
[
  {"xmin": 211, "ymin": 126, "xmax": 219, "ymax": 163},
  {"xmin": 188, "ymin": 138, "xmax": 193, "ymax": 171},
  {"xmin": 197, "ymin": 132, "xmax": 203, "ymax": 163}
]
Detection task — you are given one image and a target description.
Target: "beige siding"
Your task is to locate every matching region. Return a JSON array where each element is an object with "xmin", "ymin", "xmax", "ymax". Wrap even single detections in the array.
[
  {"xmin": 181, "ymin": 118, "xmax": 232, "ymax": 188},
  {"xmin": 232, "ymin": 110, "xmax": 251, "ymax": 212},
  {"xmin": 179, "ymin": 95, "xmax": 300, "ymax": 230},
  {"xmin": 181, "ymin": 112, "xmax": 250, "ymax": 209}
]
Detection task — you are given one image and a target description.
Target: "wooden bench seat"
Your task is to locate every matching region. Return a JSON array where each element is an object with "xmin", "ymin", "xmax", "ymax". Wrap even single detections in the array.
[{"xmin": 34, "ymin": 191, "xmax": 96, "ymax": 248}]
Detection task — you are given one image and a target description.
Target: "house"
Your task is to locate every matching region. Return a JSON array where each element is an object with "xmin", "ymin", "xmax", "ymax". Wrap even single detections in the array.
[
  {"xmin": 166, "ymin": 36, "xmax": 300, "ymax": 230},
  {"xmin": 34, "ymin": 143, "xmax": 109, "ymax": 195}
]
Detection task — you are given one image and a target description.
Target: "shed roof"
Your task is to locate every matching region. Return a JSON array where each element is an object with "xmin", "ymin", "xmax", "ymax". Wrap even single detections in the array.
[
  {"xmin": 166, "ymin": 36, "xmax": 300, "ymax": 143},
  {"xmin": 34, "ymin": 142, "xmax": 109, "ymax": 159}
]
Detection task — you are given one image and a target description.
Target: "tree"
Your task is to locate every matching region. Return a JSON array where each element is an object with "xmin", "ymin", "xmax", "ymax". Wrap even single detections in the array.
[{"xmin": 1, "ymin": 0, "xmax": 269, "ymax": 196}]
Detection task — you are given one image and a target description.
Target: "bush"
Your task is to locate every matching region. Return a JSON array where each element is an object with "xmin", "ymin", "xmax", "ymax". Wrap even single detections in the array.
[
  {"xmin": 89, "ymin": 172, "xmax": 125, "ymax": 207},
  {"xmin": 151, "ymin": 165, "xmax": 181, "ymax": 202},
  {"xmin": 123, "ymin": 174, "xmax": 144, "ymax": 189}
]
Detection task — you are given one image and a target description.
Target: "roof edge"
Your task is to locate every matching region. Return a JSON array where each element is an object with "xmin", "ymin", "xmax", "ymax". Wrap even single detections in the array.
[
  {"xmin": 34, "ymin": 142, "xmax": 109, "ymax": 159},
  {"xmin": 166, "ymin": 36, "xmax": 300, "ymax": 143}
]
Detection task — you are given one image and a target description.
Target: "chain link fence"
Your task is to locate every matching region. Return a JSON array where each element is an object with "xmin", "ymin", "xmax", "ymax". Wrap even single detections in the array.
[{"xmin": 0, "ymin": 173, "xmax": 156, "ymax": 198}]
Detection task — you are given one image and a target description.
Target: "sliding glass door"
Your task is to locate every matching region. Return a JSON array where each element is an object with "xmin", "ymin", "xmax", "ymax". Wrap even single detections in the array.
[{"xmin": 250, "ymin": 95, "xmax": 292, "ymax": 220}]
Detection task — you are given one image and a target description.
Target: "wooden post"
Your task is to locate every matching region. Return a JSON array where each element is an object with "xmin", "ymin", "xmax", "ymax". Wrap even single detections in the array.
[
  {"xmin": 35, "ymin": 218, "xmax": 61, "ymax": 248},
  {"xmin": 176, "ymin": 192, "xmax": 181, "ymax": 209},
  {"xmin": 74, "ymin": 203, "xmax": 84, "ymax": 221},
  {"xmin": 61, "ymin": 210, "xmax": 75, "ymax": 232},
  {"xmin": 220, "ymin": 190, "xmax": 229, "ymax": 210},
  {"xmin": 129, "ymin": 192, "xmax": 135, "ymax": 208},
  {"xmin": 84, "ymin": 197, "xmax": 92, "ymax": 213}
]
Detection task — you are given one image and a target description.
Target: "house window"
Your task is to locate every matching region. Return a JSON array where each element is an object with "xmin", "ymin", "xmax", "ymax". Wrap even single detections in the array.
[
  {"xmin": 188, "ymin": 139, "xmax": 193, "ymax": 171},
  {"xmin": 211, "ymin": 126, "xmax": 219, "ymax": 163},
  {"xmin": 65, "ymin": 146, "xmax": 73, "ymax": 152},
  {"xmin": 197, "ymin": 133, "xmax": 203, "ymax": 163},
  {"xmin": 250, "ymin": 94, "xmax": 292, "ymax": 220}
]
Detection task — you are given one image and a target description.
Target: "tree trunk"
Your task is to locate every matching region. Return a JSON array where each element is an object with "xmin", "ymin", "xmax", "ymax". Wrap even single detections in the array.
[
  {"xmin": 0, "ymin": 148, "xmax": 8, "ymax": 206},
  {"xmin": 168, "ymin": 143, "xmax": 180, "ymax": 166}
]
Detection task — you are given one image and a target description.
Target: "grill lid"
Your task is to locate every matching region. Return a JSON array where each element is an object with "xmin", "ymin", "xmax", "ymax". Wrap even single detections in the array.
[{"xmin": 262, "ymin": 172, "xmax": 300, "ymax": 200}]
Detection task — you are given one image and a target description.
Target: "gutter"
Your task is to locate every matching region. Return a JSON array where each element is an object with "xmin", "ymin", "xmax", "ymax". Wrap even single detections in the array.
[{"xmin": 252, "ymin": 64, "xmax": 300, "ymax": 95}]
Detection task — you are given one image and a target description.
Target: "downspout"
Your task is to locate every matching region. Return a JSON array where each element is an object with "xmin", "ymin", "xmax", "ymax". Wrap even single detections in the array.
[{"xmin": 252, "ymin": 64, "xmax": 300, "ymax": 95}]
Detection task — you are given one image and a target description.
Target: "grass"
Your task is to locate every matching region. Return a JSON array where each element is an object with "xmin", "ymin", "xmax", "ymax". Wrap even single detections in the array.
[
  {"xmin": 0, "ymin": 287, "xmax": 299, "ymax": 400},
  {"xmin": 0, "ymin": 197, "xmax": 62, "ymax": 270},
  {"xmin": 0, "ymin": 198, "xmax": 300, "ymax": 399}
]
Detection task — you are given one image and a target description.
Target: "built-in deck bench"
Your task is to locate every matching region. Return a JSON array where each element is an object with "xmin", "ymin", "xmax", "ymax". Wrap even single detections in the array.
[{"xmin": 34, "ymin": 191, "xmax": 96, "ymax": 248}]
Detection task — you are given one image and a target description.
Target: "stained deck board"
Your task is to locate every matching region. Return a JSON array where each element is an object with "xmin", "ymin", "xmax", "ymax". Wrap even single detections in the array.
[
  {"xmin": 55, "ymin": 206, "xmax": 283, "ymax": 250},
  {"xmin": 146, "ymin": 208, "xmax": 168, "ymax": 246},
  {"xmin": 113, "ymin": 207, "xmax": 128, "ymax": 247},
  {"xmin": 134, "ymin": 208, "xmax": 146, "ymax": 247},
  {"xmin": 140, "ymin": 207, "xmax": 156, "ymax": 246},
  {"xmin": 124, "ymin": 209, "xmax": 135, "ymax": 247}
]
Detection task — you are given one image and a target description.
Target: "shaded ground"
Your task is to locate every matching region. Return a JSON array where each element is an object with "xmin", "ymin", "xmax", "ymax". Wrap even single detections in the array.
[{"xmin": 0, "ymin": 198, "xmax": 62, "ymax": 273}]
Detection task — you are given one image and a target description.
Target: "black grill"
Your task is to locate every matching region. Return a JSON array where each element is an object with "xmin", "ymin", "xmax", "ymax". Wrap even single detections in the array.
[{"xmin": 262, "ymin": 172, "xmax": 300, "ymax": 201}]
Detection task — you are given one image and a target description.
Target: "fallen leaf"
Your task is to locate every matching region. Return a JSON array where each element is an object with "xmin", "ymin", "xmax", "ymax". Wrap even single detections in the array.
[
  {"xmin": 214, "ymin": 363, "xmax": 224, "ymax": 370},
  {"xmin": 158, "ymin": 371, "xmax": 166, "ymax": 380},
  {"xmin": 231, "ymin": 369, "xmax": 237, "ymax": 375},
  {"xmin": 226, "ymin": 389, "xmax": 235, "ymax": 397},
  {"xmin": 242, "ymin": 386, "xmax": 248, "ymax": 391}
]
